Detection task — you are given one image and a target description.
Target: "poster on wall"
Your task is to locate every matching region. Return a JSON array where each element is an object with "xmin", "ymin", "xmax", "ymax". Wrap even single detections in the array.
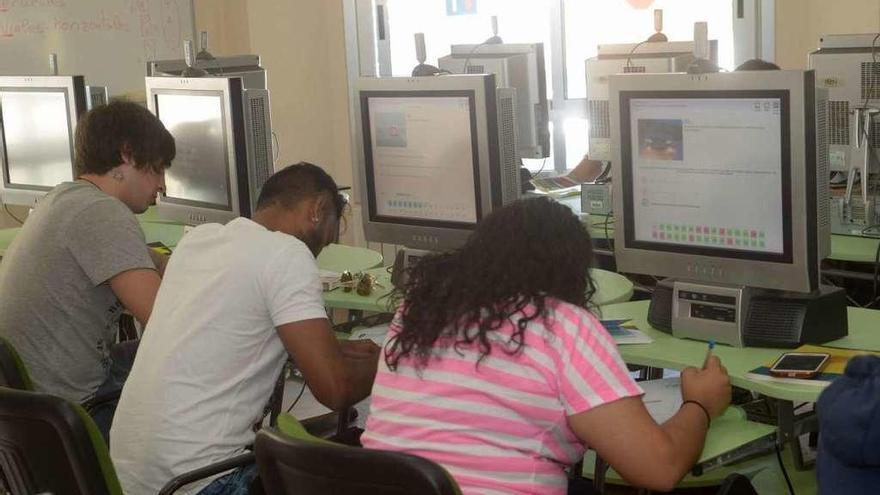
[{"xmin": 446, "ymin": 0, "xmax": 477, "ymax": 16}]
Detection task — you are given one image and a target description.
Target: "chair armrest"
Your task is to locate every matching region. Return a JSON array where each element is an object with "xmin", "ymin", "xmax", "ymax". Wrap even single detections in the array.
[{"xmin": 157, "ymin": 451, "xmax": 255, "ymax": 495}]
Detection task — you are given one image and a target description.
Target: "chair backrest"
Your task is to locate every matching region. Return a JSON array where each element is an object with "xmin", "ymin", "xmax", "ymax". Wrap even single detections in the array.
[
  {"xmin": 255, "ymin": 427, "xmax": 461, "ymax": 495},
  {"xmin": 0, "ymin": 337, "xmax": 32, "ymax": 390},
  {"xmin": 0, "ymin": 387, "xmax": 122, "ymax": 495}
]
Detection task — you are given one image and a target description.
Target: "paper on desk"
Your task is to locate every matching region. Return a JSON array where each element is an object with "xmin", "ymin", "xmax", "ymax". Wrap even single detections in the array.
[
  {"xmin": 350, "ymin": 324, "xmax": 390, "ymax": 347},
  {"xmin": 641, "ymin": 377, "xmax": 683, "ymax": 424},
  {"xmin": 601, "ymin": 319, "xmax": 653, "ymax": 345},
  {"xmin": 320, "ymin": 269, "xmax": 341, "ymax": 292}
]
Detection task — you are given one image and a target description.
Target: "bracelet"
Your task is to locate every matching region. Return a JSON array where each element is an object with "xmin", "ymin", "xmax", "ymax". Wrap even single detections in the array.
[{"xmin": 681, "ymin": 400, "xmax": 711, "ymax": 428}]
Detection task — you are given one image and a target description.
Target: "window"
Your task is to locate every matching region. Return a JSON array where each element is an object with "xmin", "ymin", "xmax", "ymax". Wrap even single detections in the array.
[
  {"xmin": 563, "ymin": 0, "xmax": 735, "ymax": 99},
  {"xmin": 349, "ymin": 0, "xmax": 763, "ymax": 173}
]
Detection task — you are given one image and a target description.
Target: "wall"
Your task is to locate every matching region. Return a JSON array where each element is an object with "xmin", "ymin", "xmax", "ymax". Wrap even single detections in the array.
[
  {"xmin": 776, "ymin": 0, "xmax": 880, "ymax": 69},
  {"xmin": 193, "ymin": 0, "xmax": 252, "ymax": 55}
]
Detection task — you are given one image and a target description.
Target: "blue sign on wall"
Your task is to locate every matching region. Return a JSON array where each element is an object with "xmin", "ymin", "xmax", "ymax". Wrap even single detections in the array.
[{"xmin": 446, "ymin": 0, "xmax": 477, "ymax": 16}]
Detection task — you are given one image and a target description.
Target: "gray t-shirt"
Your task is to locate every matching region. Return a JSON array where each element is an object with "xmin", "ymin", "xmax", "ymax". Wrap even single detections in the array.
[{"xmin": 0, "ymin": 181, "xmax": 155, "ymax": 403}]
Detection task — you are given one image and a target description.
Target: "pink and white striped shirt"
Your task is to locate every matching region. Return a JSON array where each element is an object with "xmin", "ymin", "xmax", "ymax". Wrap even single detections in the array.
[{"xmin": 361, "ymin": 298, "xmax": 643, "ymax": 495}]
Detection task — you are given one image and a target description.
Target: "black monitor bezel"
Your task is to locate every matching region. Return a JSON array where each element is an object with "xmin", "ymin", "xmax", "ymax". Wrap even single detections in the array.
[
  {"xmin": 360, "ymin": 90, "xmax": 483, "ymax": 231},
  {"xmin": 620, "ymin": 90, "xmax": 793, "ymax": 264},
  {"xmin": 152, "ymin": 89, "xmax": 235, "ymax": 212},
  {"xmin": 0, "ymin": 87, "xmax": 76, "ymax": 192}
]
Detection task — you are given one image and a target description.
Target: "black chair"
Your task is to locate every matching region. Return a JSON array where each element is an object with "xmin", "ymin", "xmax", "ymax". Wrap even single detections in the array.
[
  {"xmin": 0, "ymin": 336, "xmax": 33, "ymax": 390},
  {"xmin": 0, "ymin": 387, "xmax": 123, "ymax": 494},
  {"xmin": 255, "ymin": 423, "xmax": 462, "ymax": 495},
  {"xmin": 0, "ymin": 387, "xmax": 255, "ymax": 495}
]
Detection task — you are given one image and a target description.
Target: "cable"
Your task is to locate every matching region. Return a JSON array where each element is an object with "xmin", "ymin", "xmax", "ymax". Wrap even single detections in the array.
[
  {"xmin": 271, "ymin": 131, "xmax": 280, "ymax": 166},
  {"xmin": 624, "ymin": 40, "xmax": 649, "ymax": 69},
  {"xmin": 775, "ymin": 442, "xmax": 796, "ymax": 495},
  {"xmin": 285, "ymin": 379, "xmax": 307, "ymax": 413},
  {"xmin": 532, "ymin": 157, "xmax": 548, "ymax": 177},
  {"xmin": 873, "ymin": 235, "xmax": 880, "ymax": 299},
  {"xmin": 461, "ymin": 41, "xmax": 490, "ymax": 76},
  {"xmin": 3, "ymin": 204, "xmax": 24, "ymax": 225},
  {"xmin": 602, "ymin": 210, "xmax": 614, "ymax": 251}
]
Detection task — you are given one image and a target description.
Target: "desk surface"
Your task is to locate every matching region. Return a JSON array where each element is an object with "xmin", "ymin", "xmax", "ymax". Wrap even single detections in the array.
[
  {"xmin": 322, "ymin": 266, "xmax": 635, "ymax": 312},
  {"xmin": 829, "ymin": 234, "xmax": 880, "ymax": 263},
  {"xmin": 0, "ymin": 218, "xmax": 384, "ymax": 274},
  {"xmin": 601, "ymin": 300, "xmax": 880, "ymax": 402}
]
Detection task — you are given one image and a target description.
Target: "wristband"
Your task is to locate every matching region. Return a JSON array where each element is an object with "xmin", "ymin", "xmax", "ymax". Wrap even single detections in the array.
[{"xmin": 681, "ymin": 400, "xmax": 711, "ymax": 428}]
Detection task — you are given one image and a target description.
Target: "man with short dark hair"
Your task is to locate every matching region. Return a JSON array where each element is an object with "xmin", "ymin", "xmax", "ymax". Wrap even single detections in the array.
[
  {"xmin": 0, "ymin": 100, "xmax": 175, "ymax": 438},
  {"xmin": 111, "ymin": 162, "xmax": 380, "ymax": 495}
]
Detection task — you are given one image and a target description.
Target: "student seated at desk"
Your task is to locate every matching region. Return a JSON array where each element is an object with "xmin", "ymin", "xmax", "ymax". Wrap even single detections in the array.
[
  {"xmin": 362, "ymin": 197, "xmax": 732, "ymax": 494},
  {"xmin": 110, "ymin": 163, "xmax": 380, "ymax": 495},
  {"xmin": 817, "ymin": 355, "xmax": 880, "ymax": 494},
  {"xmin": 0, "ymin": 101, "xmax": 174, "ymax": 440}
]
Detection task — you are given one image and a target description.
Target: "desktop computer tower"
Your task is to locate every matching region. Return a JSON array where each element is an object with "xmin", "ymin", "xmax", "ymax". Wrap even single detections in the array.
[
  {"xmin": 648, "ymin": 279, "xmax": 848, "ymax": 348},
  {"xmin": 495, "ymin": 87, "xmax": 521, "ymax": 206}
]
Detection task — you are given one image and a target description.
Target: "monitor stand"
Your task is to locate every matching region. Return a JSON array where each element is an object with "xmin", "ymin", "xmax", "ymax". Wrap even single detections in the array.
[
  {"xmin": 647, "ymin": 279, "xmax": 848, "ymax": 348},
  {"xmin": 390, "ymin": 247, "xmax": 435, "ymax": 290}
]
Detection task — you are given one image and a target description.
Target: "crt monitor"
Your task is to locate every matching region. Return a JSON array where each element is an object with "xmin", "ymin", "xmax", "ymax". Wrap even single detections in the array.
[
  {"xmin": 147, "ymin": 55, "xmax": 267, "ymax": 90},
  {"xmin": 145, "ymin": 76, "xmax": 273, "ymax": 225},
  {"xmin": 443, "ymin": 43, "xmax": 550, "ymax": 159},
  {"xmin": 0, "ymin": 76, "xmax": 87, "ymax": 207},
  {"xmin": 611, "ymin": 70, "xmax": 829, "ymax": 294},
  {"xmin": 355, "ymin": 75, "xmax": 520, "ymax": 251},
  {"xmin": 586, "ymin": 40, "xmax": 718, "ymax": 162}
]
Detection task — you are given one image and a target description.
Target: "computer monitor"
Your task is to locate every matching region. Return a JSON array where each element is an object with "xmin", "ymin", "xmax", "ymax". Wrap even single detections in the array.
[
  {"xmin": 611, "ymin": 70, "xmax": 846, "ymax": 348},
  {"xmin": 586, "ymin": 40, "xmax": 718, "ymax": 161},
  {"xmin": 441, "ymin": 43, "xmax": 549, "ymax": 159},
  {"xmin": 809, "ymin": 34, "xmax": 880, "ymax": 233},
  {"xmin": 0, "ymin": 76, "xmax": 87, "ymax": 207},
  {"xmin": 145, "ymin": 76, "xmax": 273, "ymax": 225},
  {"xmin": 147, "ymin": 55, "xmax": 267, "ymax": 90},
  {"xmin": 354, "ymin": 75, "xmax": 519, "ymax": 251},
  {"xmin": 611, "ymin": 70, "xmax": 828, "ymax": 294}
]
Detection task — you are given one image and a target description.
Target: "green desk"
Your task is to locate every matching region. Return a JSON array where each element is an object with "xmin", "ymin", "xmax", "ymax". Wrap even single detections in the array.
[
  {"xmin": 583, "ymin": 406, "xmax": 778, "ymax": 489},
  {"xmin": 829, "ymin": 234, "xmax": 880, "ymax": 263},
  {"xmin": 601, "ymin": 300, "xmax": 880, "ymax": 402},
  {"xmin": 584, "ymin": 437, "xmax": 816, "ymax": 494},
  {"xmin": 322, "ymin": 267, "xmax": 635, "ymax": 312},
  {"xmin": 1, "ymin": 219, "xmax": 384, "ymax": 275}
]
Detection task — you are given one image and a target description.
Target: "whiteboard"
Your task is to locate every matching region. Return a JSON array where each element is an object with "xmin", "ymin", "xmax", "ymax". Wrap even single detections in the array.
[{"xmin": 0, "ymin": 0, "xmax": 195, "ymax": 97}]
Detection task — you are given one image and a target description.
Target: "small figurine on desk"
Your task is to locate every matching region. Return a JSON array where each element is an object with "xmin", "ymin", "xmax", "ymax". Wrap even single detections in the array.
[{"xmin": 338, "ymin": 271, "xmax": 382, "ymax": 297}]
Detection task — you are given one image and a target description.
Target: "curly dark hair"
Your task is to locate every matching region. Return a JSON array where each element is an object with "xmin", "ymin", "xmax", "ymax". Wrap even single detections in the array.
[
  {"xmin": 75, "ymin": 100, "xmax": 175, "ymax": 176},
  {"xmin": 385, "ymin": 197, "xmax": 596, "ymax": 371}
]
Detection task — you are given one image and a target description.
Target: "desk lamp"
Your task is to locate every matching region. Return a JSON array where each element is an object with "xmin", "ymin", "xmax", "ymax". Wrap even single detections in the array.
[
  {"xmin": 484, "ymin": 16, "xmax": 503, "ymax": 44},
  {"xmin": 181, "ymin": 40, "xmax": 209, "ymax": 78},
  {"xmin": 196, "ymin": 31, "xmax": 216, "ymax": 62},
  {"xmin": 686, "ymin": 22, "xmax": 720, "ymax": 74},
  {"xmin": 646, "ymin": 9, "xmax": 668, "ymax": 42},
  {"xmin": 411, "ymin": 33, "xmax": 443, "ymax": 77}
]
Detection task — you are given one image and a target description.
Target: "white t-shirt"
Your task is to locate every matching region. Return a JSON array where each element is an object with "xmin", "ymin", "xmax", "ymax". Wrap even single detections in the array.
[{"xmin": 110, "ymin": 217, "xmax": 327, "ymax": 495}]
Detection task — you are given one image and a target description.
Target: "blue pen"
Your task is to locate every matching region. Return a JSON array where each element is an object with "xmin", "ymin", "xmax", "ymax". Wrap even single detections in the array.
[{"xmin": 702, "ymin": 340, "xmax": 715, "ymax": 368}]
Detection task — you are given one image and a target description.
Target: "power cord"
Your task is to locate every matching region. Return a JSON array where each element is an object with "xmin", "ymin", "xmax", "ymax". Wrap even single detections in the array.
[
  {"xmin": 271, "ymin": 131, "xmax": 280, "ymax": 166},
  {"xmin": 3, "ymin": 204, "xmax": 24, "ymax": 225},
  {"xmin": 285, "ymin": 379, "xmax": 307, "ymax": 413},
  {"xmin": 775, "ymin": 441, "xmax": 796, "ymax": 495},
  {"xmin": 461, "ymin": 41, "xmax": 490, "ymax": 76}
]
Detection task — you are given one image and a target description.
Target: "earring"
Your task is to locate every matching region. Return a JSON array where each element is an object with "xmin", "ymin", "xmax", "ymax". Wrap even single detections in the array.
[
  {"xmin": 312, "ymin": 217, "xmax": 319, "ymax": 223},
  {"xmin": 112, "ymin": 171, "xmax": 124, "ymax": 181}
]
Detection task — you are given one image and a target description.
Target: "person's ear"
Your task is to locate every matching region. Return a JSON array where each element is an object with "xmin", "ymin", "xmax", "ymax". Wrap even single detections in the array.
[
  {"xmin": 119, "ymin": 143, "xmax": 136, "ymax": 167},
  {"xmin": 310, "ymin": 195, "xmax": 331, "ymax": 224}
]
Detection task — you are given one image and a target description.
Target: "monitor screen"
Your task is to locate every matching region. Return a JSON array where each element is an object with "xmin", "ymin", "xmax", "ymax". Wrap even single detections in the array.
[
  {"xmin": 155, "ymin": 92, "xmax": 231, "ymax": 210},
  {"xmin": 622, "ymin": 91, "xmax": 791, "ymax": 262},
  {"xmin": 1, "ymin": 89, "xmax": 74, "ymax": 189},
  {"xmin": 363, "ymin": 92, "xmax": 481, "ymax": 227}
]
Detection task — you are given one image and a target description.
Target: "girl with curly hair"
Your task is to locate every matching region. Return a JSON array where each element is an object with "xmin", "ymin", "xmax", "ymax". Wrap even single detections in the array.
[{"xmin": 362, "ymin": 197, "xmax": 731, "ymax": 494}]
